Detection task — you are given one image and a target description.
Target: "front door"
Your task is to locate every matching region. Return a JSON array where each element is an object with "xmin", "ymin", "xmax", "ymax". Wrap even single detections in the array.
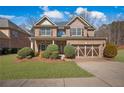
[
  {"xmin": 40, "ymin": 41, "xmax": 52, "ymax": 51},
  {"xmin": 55, "ymin": 41, "xmax": 66, "ymax": 54}
]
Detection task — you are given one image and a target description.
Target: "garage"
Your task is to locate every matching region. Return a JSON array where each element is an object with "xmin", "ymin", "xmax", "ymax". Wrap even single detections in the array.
[{"xmin": 74, "ymin": 44, "xmax": 101, "ymax": 57}]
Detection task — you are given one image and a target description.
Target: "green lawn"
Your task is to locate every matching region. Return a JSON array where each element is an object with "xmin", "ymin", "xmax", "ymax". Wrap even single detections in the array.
[
  {"xmin": 115, "ymin": 49, "xmax": 124, "ymax": 62},
  {"xmin": 0, "ymin": 54, "xmax": 92, "ymax": 80}
]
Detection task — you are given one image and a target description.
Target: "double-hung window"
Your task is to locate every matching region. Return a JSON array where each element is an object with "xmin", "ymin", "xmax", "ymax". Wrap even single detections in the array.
[
  {"xmin": 40, "ymin": 28, "xmax": 51, "ymax": 36},
  {"xmin": 71, "ymin": 28, "xmax": 82, "ymax": 36}
]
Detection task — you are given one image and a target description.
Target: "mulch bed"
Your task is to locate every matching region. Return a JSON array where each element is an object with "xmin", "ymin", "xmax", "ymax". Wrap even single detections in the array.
[
  {"xmin": 15, "ymin": 56, "xmax": 65, "ymax": 63},
  {"xmin": 118, "ymin": 45, "xmax": 124, "ymax": 49}
]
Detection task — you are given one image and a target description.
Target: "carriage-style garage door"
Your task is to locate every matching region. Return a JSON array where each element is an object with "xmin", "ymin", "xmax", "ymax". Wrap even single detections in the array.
[{"xmin": 74, "ymin": 45, "xmax": 100, "ymax": 57}]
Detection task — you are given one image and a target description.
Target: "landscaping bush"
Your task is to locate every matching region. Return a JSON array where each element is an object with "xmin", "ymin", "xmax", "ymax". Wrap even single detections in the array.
[
  {"xmin": 50, "ymin": 51, "xmax": 59, "ymax": 59},
  {"xmin": 11, "ymin": 48, "xmax": 18, "ymax": 53},
  {"xmin": 16, "ymin": 55, "xmax": 23, "ymax": 59},
  {"xmin": 0, "ymin": 48, "xmax": 2, "ymax": 55},
  {"xmin": 42, "ymin": 44, "xmax": 59, "ymax": 59},
  {"xmin": 26, "ymin": 55, "xmax": 32, "ymax": 59},
  {"xmin": 46, "ymin": 44, "xmax": 59, "ymax": 52},
  {"xmin": 17, "ymin": 47, "xmax": 34, "ymax": 58},
  {"xmin": 2, "ymin": 48, "xmax": 9, "ymax": 54},
  {"xmin": 8, "ymin": 48, "xmax": 12, "ymax": 54},
  {"xmin": 64, "ymin": 45, "xmax": 75, "ymax": 58},
  {"xmin": 103, "ymin": 43, "xmax": 117, "ymax": 58},
  {"xmin": 42, "ymin": 50, "xmax": 51, "ymax": 58}
]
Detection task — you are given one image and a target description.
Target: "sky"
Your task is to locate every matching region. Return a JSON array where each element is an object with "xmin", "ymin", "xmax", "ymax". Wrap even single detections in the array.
[{"xmin": 0, "ymin": 6, "xmax": 124, "ymax": 29}]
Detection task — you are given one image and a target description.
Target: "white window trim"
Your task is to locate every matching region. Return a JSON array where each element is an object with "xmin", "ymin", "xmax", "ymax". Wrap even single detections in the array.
[
  {"xmin": 40, "ymin": 28, "xmax": 51, "ymax": 36},
  {"xmin": 71, "ymin": 28, "xmax": 82, "ymax": 36}
]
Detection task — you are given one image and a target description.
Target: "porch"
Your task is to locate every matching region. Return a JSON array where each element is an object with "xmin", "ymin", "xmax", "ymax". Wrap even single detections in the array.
[
  {"xmin": 30, "ymin": 37, "xmax": 106, "ymax": 58},
  {"xmin": 32, "ymin": 39, "xmax": 66, "ymax": 54}
]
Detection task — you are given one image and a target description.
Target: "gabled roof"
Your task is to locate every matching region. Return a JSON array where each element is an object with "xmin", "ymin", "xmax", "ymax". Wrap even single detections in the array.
[
  {"xmin": 66, "ymin": 16, "xmax": 96, "ymax": 29},
  {"xmin": 34, "ymin": 15, "xmax": 57, "ymax": 26},
  {"xmin": 0, "ymin": 18, "xmax": 30, "ymax": 35},
  {"xmin": 55, "ymin": 21, "xmax": 67, "ymax": 26}
]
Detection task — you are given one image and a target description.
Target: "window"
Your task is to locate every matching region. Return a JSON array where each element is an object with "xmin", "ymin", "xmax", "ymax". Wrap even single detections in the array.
[
  {"xmin": 12, "ymin": 31, "xmax": 18, "ymax": 37},
  {"xmin": 57, "ymin": 30, "xmax": 65, "ymax": 37},
  {"xmin": 40, "ymin": 28, "xmax": 51, "ymax": 36},
  {"xmin": 71, "ymin": 28, "xmax": 82, "ymax": 36}
]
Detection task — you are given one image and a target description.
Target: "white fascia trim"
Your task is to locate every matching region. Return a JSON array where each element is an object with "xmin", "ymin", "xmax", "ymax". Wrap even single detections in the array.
[
  {"xmin": 66, "ymin": 16, "xmax": 96, "ymax": 30},
  {"xmin": 34, "ymin": 15, "xmax": 57, "ymax": 26}
]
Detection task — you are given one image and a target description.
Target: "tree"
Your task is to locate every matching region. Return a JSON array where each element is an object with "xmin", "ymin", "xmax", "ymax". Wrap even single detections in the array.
[
  {"xmin": 19, "ymin": 15, "xmax": 38, "ymax": 34},
  {"xmin": 80, "ymin": 12, "xmax": 104, "ymax": 28}
]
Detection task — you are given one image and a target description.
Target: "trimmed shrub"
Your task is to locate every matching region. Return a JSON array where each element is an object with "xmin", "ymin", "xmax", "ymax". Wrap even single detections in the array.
[
  {"xmin": 8, "ymin": 48, "xmax": 12, "ymax": 54},
  {"xmin": 64, "ymin": 45, "xmax": 75, "ymax": 58},
  {"xmin": 50, "ymin": 51, "xmax": 59, "ymax": 59},
  {"xmin": 26, "ymin": 55, "xmax": 32, "ymax": 59},
  {"xmin": 2, "ymin": 48, "xmax": 9, "ymax": 54},
  {"xmin": 46, "ymin": 44, "xmax": 59, "ymax": 52},
  {"xmin": 0, "ymin": 48, "xmax": 2, "ymax": 55},
  {"xmin": 17, "ymin": 47, "xmax": 34, "ymax": 58},
  {"xmin": 42, "ymin": 50, "xmax": 51, "ymax": 58},
  {"xmin": 16, "ymin": 55, "xmax": 23, "ymax": 59},
  {"xmin": 42, "ymin": 44, "xmax": 59, "ymax": 59},
  {"xmin": 11, "ymin": 48, "xmax": 18, "ymax": 53},
  {"xmin": 103, "ymin": 43, "xmax": 117, "ymax": 58}
]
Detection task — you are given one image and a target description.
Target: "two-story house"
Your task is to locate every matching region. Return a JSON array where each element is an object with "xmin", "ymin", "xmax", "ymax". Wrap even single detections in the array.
[
  {"xmin": 0, "ymin": 18, "xmax": 30, "ymax": 53},
  {"xmin": 31, "ymin": 16, "xmax": 106, "ymax": 58}
]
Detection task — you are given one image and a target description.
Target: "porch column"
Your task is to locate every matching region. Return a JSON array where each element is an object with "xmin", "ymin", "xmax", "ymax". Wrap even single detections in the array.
[
  {"xmin": 30, "ymin": 39, "xmax": 34, "ymax": 50},
  {"xmin": 52, "ymin": 40, "xmax": 55, "ymax": 45},
  {"xmin": 34, "ymin": 40, "xmax": 38, "ymax": 52},
  {"xmin": 77, "ymin": 46, "xmax": 80, "ymax": 58}
]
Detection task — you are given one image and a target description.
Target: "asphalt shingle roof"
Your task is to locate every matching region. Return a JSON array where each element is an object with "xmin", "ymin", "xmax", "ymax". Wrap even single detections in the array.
[{"xmin": 0, "ymin": 18, "xmax": 30, "ymax": 35}]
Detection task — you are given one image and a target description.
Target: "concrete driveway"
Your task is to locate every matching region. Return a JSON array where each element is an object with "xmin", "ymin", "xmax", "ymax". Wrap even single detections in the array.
[{"xmin": 76, "ymin": 58, "xmax": 124, "ymax": 87}]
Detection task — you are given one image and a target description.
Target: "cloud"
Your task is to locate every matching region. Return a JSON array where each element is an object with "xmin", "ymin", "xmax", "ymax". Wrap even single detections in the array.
[
  {"xmin": 40, "ymin": 6, "xmax": 49, "ymax": 11},
  {"xmin": 116, "ymin": 13, "xmax": 124, "ymax": 21},
  {"xmin": 90, "ymin": 11, "xmax": 107, "ymax": 21},
  {"xmin": 43, "ymin": 10, "xmax": 64, "ymax": 19},
  {"xmin": 64, "ymin": 11, "xmax": 70, "ymax": 15},
  {"xmin": 64, "ymin": 11, "xmax": 74, "ymax": 18},
  {"xmin": 76, "ymin": 7, "xmax": 106, "ymax": 21},
  {"xmin": 75, "ymin": 7, "xmax": 88, "ymax": 15},
  {"xmin": 40, "ymin": 6, "xmax": 64, "ymax": 21},
  {"xmin": 0, "ymin": 15, "xmax": 15, "ymax": 19}
]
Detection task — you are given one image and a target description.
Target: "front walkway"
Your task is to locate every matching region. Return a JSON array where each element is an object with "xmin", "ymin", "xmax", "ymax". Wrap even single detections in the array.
[
  {"xmin": 0, "ymin": 77, "xmax": 109, "ymax": 87},
  {"xmin": 75, "ymin": 58, "xmax": 124, "ymax": 87}
]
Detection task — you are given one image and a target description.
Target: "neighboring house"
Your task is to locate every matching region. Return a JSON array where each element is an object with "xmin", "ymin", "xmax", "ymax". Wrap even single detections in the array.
[
  {"xmin": 0, "ymin": 18, "xmax": 30, "ymax": 53},
  {"xmin": 31, "ymin": 16, "xmax": 106, "ymax": 58}
]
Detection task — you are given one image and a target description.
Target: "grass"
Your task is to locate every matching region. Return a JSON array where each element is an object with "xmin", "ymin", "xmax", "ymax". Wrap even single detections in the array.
[
  {"xmin": 0, "ymin": 54, "xmax": 92, "ymax": 80},
  {"xmin": 114, "ymin": 49, "xmax": 124, "ymax": 62}
]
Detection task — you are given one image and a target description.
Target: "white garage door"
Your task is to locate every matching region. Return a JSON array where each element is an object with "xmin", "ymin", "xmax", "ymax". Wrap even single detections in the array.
[{"xmin": 74, "ymin": 45, "xmax": 100, "ymax": 57}]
